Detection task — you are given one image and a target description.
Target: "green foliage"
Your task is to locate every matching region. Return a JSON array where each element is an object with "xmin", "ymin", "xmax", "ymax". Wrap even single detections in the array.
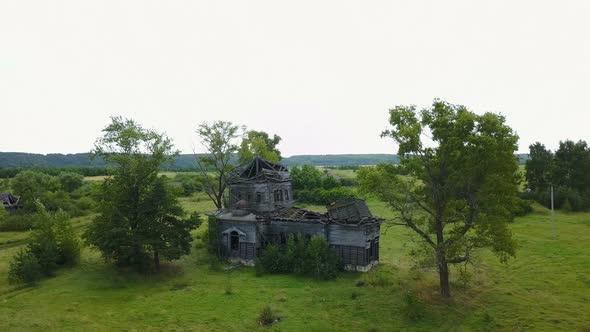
[
  {"xmin": 0, "ymin": 178, "xmax": 10, "ymax": 191},
  {"xmin": 42, "ymin": 190, "xmax": 84, "ymax": 217},
  {"xmin": 525, "ymin": 142, "xmax": 554, "ymax": 191},
  {"xmin": 53, "ymin": 209, "xmax": 81, "ymax": 266},
  {"xmin": 0, "ymin": 212, "xmax": 34, "ymax": 232},
  {"xmin": 206, "ymin": 215, "xmax": 221, "ymax": 257},
  {"xmin": 196, "ymin": 121, "xmax": 241, "ymax": 209},
  {"xmin": 512, "ymin": 197, "xmax": 534, "ymax": 217},
  {"xmin": 11, "ymin": 170, "xmax": 58, "ymax": 211},
  {"xmin": 554, "ymin": 140, "xmax": 590, "ymax": 193},
  {"xmin": 283, "ymin": 154, "xmax": 400, "ymax": 167},
  {"xmin": 290, "ymin": 164, "xmax": 357, "ymax": 204},
  {"xmin": 1, "ymin": 200, "xmax": 590, "ymax": 330},
  {"xmin": 0, "ymin": 153, "xmax": 405, "ymax": 173},
  {"xmin": 304, "ymin": 237, "xmax": 340, "ymax": 280},
  {"xmin": 8, "ymin": 248, "xmax": 42, "ymax": 285},
  {"xmin": 174, "ymin": 174, "xmax": 203, "ymax": 197},
  {"xmin": 361, "ymin": 99, "xmax": 520, "ymax": 297},
  {"xmin": 257, "ymin": 244, "xmax": 292, "ymax": 273},
  {"xmin": 291, "ymin": 164, "xmax": 323, "ymax": 190},
  {"xmin": 28, "ymin": 203, "xmax": 80, "ymax": 271},
  {"xmin": 257, "ymin": 304, "xmax": 277, "ymax": 326},
  {"xmin": 257, "ymin": 235, "xmax": 340, "ymax": 279},
  {"xmin": 525, "ymin": 140, "xmax": 590, "ymax": 211},
  {"xmin": 8, "ymin": 203, "xmax": 80, "ymax": 284},
  {"xmin": 84, "ymin": 117, "xmax": 196, "ymax": 271},
  {"xmin": 0, "ymin": 166, "xmax": 111, "ymax": 179},
  {"xmin": 57, "ymin": 172, "xmax": 84, "ymax": 192},
  {"xmin": 238, "ymin": 130, "xmax": 282, "ymax": 164}
]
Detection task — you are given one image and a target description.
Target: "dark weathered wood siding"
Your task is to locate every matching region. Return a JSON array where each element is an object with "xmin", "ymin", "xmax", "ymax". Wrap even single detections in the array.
[
  {"xmin": 216, "ymin": 213, "xmax": 381, "ymax": 269},
  {"xmin": 229, "ymin": 182, "xmax": 294, "ymax": 212}
]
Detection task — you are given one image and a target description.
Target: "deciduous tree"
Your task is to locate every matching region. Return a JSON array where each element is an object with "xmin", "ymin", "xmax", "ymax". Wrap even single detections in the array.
[
  {"xmin": 11, "ymin": 171, "xmax": 58, "ymax": 211},
  {"xmin": 358, "ymin": 100, "xmax": 519, "ymax": 298},
  {"xmin": 554, "ymin": 140, "xmax": 590, "ymax": 193},
  {"xmin": 195, "ymin": 121, "xmax": 242, "ymax": 209},
  {"xmin": 84, "ymin": 116, "xmax": 198, "ymax": 271},
  {"xmin": 238, "ymin": 130, "xmax": 282, "ymax": 164},
  {"xmin": 525, "ymin": 142, "xmax": 554, "ymax": 191}
]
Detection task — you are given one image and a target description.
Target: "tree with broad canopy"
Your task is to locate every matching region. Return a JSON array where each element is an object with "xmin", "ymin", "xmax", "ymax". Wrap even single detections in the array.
[
  {"xmin": 358, "ymin": 100, "xmax": 519, "ymax": 298},
  {"xmin": 84, "ymin": 116, "xmax": 199, "ymax": 271}
]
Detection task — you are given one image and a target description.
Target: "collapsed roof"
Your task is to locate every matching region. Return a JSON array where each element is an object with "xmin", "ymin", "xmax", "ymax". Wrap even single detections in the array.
[
  {"xmin": 0, "ymin": 193, "xmax": 21, "ymax": 208},
  {"xmin": 271, "ymin": 200, "xmax": 381, "ymax": 225},
  {"xmin": 327, "ymin": 199, "xmax": 373, "ymax": 222},
  {"xmin": 271, "ymin": 207, "xmax": 329, "ymax": 223},
  {"xmin": 230, "ymin": 156, "xmax": 290, "ymax": 183}
]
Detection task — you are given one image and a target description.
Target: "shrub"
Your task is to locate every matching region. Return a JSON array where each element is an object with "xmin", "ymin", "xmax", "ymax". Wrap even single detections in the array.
[
  {"xmin": 257, "ymin": 235, "xmax": 340, "ymax": 279},
  {"xmin": 42, "ymin": 190, "xmax": 86, "ymax": 217},
  {"xmin": 258, "ymin": 305, "xmax": 276, "ymax": 326},
  {"xmin": 340, "ymin": 178, "xmax": 359, "ymax": 187},
  {"xmin": 186, "ymin": 212, "xmax": 202, "ymax": 229},
  {"xmin": 54, "ymin": 210, "xmax": 81, "ymax": 266},
  {"xmin": 0, "ymin": 212, "xmax": 34, "ymax": 232},
  {"xmin": 8, "ymin": 248, "xmax": 42, "ymax": 285},
  {"xmin": 58, "ymin": 172, "xmax": 84, "ymax": 192},
  {"xmin": 207, "ymin": 216, "xmax": 221, "ymax": 257},
  {"xmin": 532, "ymin": 186, "xmax": 590, "ymax": 212},
  {"xmin": 28, "ymin": 225, "xmax": 59, "ymax": 276},
  {"xmin": 75, "ymin": 196, "xmax": 95, "ymax": 212},
  {"xmin": 9, "ymin": 202, "xmax": 81, "ymax": 283},
  {"xmin": 305, "ymin": 237, "xmax": 340, "ymax": 280},
  {"xmin": 512, "ymin": 197, "xmax": 534, "ymax": 217},
  {"xmin": 257, "ymin": 244, "xmax": 291, "ymax": 273}
]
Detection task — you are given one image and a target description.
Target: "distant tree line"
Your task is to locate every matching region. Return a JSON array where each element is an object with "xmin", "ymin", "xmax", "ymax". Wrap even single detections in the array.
[
  {"xmin": 525, "ymin": 140, "xmax": 590, "ymax": 211},
  {"xmin": 0, "ymin": 153, "xmax": 531, "ymax": 178},
  {"xmin": 0, "ymin": 166, "xmax": 111, "ymax": 178}
]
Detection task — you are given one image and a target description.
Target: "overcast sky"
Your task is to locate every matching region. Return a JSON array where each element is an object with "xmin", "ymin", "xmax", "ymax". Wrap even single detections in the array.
[{"xmin": 1, "ymin": 1, "xmax": 589, "ymax": 156}]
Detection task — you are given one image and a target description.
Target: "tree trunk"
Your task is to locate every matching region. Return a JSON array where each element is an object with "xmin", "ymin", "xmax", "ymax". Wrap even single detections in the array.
[
  {"xmin": 216, "ymin": 193, "xmax": 223, "ymax": 209},
  {"xmin": 154, "ymin": 250, "xmax": 160, "ymax": 272},
  {"xmin": 438, "ymin": 253, "xmax": 451, "ymax": 298}
]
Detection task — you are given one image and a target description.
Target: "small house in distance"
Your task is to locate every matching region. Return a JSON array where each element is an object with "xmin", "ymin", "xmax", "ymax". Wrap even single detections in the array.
[
  {"xmin": 212, "ymin": 157, "xmax": 382, "ymax": 272},
  {"xmin": 1, "ymin": 193, "xmax": 21, "ymax": 214}
]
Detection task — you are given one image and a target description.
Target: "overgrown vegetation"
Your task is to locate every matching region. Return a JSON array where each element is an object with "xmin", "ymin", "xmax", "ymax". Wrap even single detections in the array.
[
  {"xmin": 84, "ymin": 117, "xmax": 199, "ymax": 271},
  {"xmin": 8, "ymin": 202, "xmax": 80, "ymax": 285},
  {"xmin": 359, "ymin": 100, "xmax": 520, "ymax": 298},
  {"xmin": 257, "ymin": 304, "xmax": 277, "ymax": 326},
  {"xmin": 290, "ymin": 164, "xmax": 357, "ymax": 204},
  {"xmin": 256, "ymin": 235, "xmax": 340, "ymax": 280},
  {"xmin": 525, "ymin": 140, "xmax": 590, "ymax": 211}
]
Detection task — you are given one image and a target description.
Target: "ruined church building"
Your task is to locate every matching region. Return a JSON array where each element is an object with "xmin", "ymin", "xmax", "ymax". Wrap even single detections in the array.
[{"xmin": 212, "ymin": 157, "xmax": 382, "ymax": 271}]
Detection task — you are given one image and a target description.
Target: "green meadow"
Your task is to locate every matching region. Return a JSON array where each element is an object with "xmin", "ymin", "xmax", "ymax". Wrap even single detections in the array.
[{"xmin": 0, "ymin": 190, "xmax": 588, "ymax": 331}]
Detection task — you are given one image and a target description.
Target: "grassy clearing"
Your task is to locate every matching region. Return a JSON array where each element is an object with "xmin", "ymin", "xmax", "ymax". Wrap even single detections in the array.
[{"xmin": 0, "ymin": 194, "xmax": 589, "ymax": 330}]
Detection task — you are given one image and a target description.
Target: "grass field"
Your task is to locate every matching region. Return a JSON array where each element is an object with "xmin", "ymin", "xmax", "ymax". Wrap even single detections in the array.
[{"xmin": 0, "ymin": 192, "xmax": 589, "ymax": 330}]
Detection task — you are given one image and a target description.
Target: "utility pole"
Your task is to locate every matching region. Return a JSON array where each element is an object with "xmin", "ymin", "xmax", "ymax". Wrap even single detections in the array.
[{"xmin": 551, "ymin": 185, "xmax": 555, "ymax": 240}]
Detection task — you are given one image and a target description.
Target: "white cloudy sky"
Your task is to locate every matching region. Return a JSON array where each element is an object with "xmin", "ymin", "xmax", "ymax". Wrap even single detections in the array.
[{"xmin": 1, "ymin": 1, "xmax": 589, "ymax": 156}]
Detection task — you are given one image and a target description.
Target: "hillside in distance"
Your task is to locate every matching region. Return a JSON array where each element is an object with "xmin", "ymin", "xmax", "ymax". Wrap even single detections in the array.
[
  {"xmin": 0, "ymin": 152, "xmax": 401, "ymax": 169},
  {"xmin": 0, "ymin": 152, "xmax": 529, "ymax": 169}
]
